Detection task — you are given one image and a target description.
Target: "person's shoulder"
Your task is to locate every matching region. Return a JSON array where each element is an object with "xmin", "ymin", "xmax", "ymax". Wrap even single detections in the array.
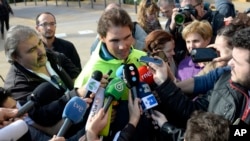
[{"xmin": 54, "ymin": 37, "xmax": 75, "ymax": 46}]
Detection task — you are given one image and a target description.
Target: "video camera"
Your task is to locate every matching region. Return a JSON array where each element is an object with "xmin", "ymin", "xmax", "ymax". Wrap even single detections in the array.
[{"xmin": 175, "ymin": 4, "xmax": 198, "ymax": 25}]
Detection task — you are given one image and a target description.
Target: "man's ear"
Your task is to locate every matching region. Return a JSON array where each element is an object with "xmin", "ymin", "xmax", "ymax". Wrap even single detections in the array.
[{"xmin": 99, "ymin": 36, "xmax": 105, "ymax": 43}]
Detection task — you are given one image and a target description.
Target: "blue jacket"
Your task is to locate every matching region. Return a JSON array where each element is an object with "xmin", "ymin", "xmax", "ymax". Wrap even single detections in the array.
[{"xmin": 215, "ymin": 0, "xmax": 236, "ymax": 17}]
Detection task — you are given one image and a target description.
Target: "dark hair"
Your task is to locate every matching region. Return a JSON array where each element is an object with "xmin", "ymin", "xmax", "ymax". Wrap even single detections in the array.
[
  {"xmin": 97, "ymin": 8, "xmax": 133, "ymax": 38},
  {"xmin": 217, "ymin": 24, "xmax": 239, "ymax": 49},
  {"xmin": 35, "ymin": 12, "xmax": 56, "ymax": 25},
  {"xmin": 231, "ymin": 12, "xmax": 250, "ymax": 28},
  {"xmin": 232, "ymin": 27, "xmax": 250, "ymax": 52},
  {"xmin": 144, "ymin": 29, "xmax": 173, "ymax": 52},
  {"xmin": 0, "ymin": 87, "xmax": 11, "ymax": 107},
  {"xmin": 184, "ymin": 111, "xmax": 230, "ymax": 141}
]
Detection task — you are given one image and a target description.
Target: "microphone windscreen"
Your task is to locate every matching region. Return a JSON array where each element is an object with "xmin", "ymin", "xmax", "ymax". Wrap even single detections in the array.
[
  {"xmin": 138, "ymin": 66, "xmax": 154, "ymax": 85},
  {"xmin": 33, "ymin": 82, "xmax": 61, "ymax": 105},
  {"xmin": 91, "ymin": 70, "xmax": 103, "ymax": 81},
  {"xmin": 104, "ymin": 77, "xmax": 127, "ymax": 100},
  {"xmin": 115, "ymin": 65, "xmax": 124, "ymax": 79},
  {"xmin": 0, "ymin": 119, "xmax": 28, "ymax": 141},
  {"xmin": 62, "ymin": 96, "xmax": 87, "ymax": 124}
]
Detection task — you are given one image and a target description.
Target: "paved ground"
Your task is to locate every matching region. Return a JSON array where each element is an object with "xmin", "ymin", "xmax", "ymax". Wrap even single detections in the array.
[{"xmin": 0, "ymin": 1, "xmax": 249, "ymax": 86}]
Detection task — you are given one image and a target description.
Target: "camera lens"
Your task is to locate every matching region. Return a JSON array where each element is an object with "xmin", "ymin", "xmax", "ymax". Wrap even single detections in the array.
[{"xmin": 175, "ymin": 13, "xmax": 185, "ymax": 25}]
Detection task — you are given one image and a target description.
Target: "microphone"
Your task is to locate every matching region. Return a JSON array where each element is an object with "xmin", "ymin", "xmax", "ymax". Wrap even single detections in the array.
[
  {"xmin": 87, "ymin": 70, "xmax": 113, "ymax": 119},
  {"xmin": 99, "ymin": 77, "xmax": 127, "ymax": 136},
  {"xmin": 0, "ymin": 120, "xmax": 29, "ymax": 141},
  {"xmin": 137, "ymin": 82, "xmax": 158, "ymax": 112},
  {"xmin": 123, "ymin": 63, "xmax": 140, "ymax": 99},
  {"xmin": 85, "ymin": 84, "xmax": 106, "ymax": 132},
  {"xmin": 102, "ymin": 77, "xmax": 127, "ymax": 113},
  {"xmin": 138, "ymin": 65, "xmax": 157, "ymax": 91},
  {"xmin": 84, "ymin": 70, "xmax": 103, "ymax": 98},
  {"xmin": 57, "ymin": 96, "xmax": 87, "ymax": 137},
  {"xmin": 16, "ymin": 82, "xmax": 60, "ymax": 117}
]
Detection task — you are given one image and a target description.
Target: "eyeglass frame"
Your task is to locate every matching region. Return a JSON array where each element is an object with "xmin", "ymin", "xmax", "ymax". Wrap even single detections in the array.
[{"xmin": 37, "ymin": 22, "xmax": 56, "ymax": 27}]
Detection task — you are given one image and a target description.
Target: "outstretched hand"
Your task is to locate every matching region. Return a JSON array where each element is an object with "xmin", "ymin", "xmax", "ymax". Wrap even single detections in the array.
[
  {"xmin": 151, "ymin": 110, "xmax": 168, "ymax": 128},
  {"xmin": 147, "ymin": 57, "xmax": 169, "ymax": 85}
]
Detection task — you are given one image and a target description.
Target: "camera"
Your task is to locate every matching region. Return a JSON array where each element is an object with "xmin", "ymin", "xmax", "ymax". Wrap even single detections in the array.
[{"xmin": 175, "ymin": 4, "xmax": 198, "ymax": 25}]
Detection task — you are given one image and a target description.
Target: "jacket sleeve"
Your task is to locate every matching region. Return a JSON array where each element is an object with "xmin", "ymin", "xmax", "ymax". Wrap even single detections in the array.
[
  {"xmin": 117, "ymin": 123, "xmax": 136, "ymax": 141},
  {"xmin": 193, "ymin": 66, "xmax": 231, "ymax": 94},
  {"xmin": 28, "ymin": 89, "xmax": 79, "ymax": 126},
  {"xmin": 155, "ymin": 78, "xmax": 209, "ymax": 126}
]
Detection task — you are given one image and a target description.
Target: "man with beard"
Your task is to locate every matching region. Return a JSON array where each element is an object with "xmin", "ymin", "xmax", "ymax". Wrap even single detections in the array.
[{"xmin": 35, "ymin": 12, "xmax": 82, "ymax": 71}]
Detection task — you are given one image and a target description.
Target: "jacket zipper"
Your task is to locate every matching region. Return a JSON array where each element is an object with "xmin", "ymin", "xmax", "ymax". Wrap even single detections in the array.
[{"xmin": 230, "ymin": 80, "xmax": 249, "ymax": 121}]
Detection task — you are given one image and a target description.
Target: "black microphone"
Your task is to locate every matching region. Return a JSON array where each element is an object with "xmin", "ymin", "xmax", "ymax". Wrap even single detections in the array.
[
  {"xmin": 16, "ymin": 82, "xmax": 60, "ymax": 117},
  {"xmin": 123, "ymin": 63, "xmax": 140, "ymax": 99},
  {"xmin": 84, "ymin": 70, "xmax": 103, "ymax": 98}
]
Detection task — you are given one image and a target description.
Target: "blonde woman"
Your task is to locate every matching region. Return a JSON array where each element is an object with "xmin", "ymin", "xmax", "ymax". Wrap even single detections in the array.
[{"xmin": 137, "ymin": 0, "xmax": 162, "ymax": 34}]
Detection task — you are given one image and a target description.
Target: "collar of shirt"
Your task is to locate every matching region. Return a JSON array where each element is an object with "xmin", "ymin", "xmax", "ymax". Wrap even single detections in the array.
[{"xmin": 27, "ymin": 61, "xmax": 60, "ymax": 89}]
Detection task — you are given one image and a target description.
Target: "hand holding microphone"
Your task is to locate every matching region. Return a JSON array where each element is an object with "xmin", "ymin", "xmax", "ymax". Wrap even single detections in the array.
[
  {"xmin": 151, "ymin": 110, "xmax": 168, "ymax": 128},
  {"xmin": 57, "ymin": 96, "xmax": 87, "ymax": 137},
  {"xmin": 85, "ymin": 108, "xmax": 109, "ymax": 141},
  {"xmin": 128, "ymin": 90, "xmax": 142, "ymax": 127}
]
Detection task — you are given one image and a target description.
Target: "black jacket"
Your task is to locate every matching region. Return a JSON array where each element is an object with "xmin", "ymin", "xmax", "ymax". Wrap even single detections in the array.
[
  {"xmin": 155, "ymin": 72, "xmax": 250, "ymax": 127},
  {"xmin": 4, "ymin": 49, "xmax": 81, "ymax": 127},
  {"xmin": 49, "ymin": 37, "xmax": 82, "ymax": 70}
]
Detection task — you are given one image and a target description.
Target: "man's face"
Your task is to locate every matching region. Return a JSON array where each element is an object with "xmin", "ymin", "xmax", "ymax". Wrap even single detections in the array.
[
  {"xmin": 160, "ymin": 2, "xmax": 174, "ymax": 19},
  {"xmin": 181, "ymin": 0, "xmax": 204, "ymax": 19},
  {"xmin": 36, "ymin": 14, "xmax": 56, "ymax": 39},
  {"xmin": 100, "ymin": 26, "xmax": 133, "ymax": 60},
  {"xmin": 15, "ymin": 36, "xmax": 47, "ymax": 71},
  {"xmin": 185, "ymin": 33, "xmax": 210, "ymax": 53},
  {"xmin": 228, "ymin": 48, "xmax": 250, "ymax": 89}
]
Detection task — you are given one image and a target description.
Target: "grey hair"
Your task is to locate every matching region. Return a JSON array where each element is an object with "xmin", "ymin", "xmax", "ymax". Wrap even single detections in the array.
[{"xmin": 4, "ymin": 25, "xmax": 40, "ymax": 64}]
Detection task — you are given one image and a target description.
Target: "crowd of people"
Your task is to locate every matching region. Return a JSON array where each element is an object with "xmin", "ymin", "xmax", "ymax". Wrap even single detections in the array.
[{"xmin": 0, "ymin": 0, "xmax": 250, "ymax": 141}]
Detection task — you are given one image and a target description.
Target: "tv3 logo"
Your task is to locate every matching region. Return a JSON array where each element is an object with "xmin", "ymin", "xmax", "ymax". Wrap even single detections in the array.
[
  {"xmin": 114, "ymin": 81, "xmax": 125, "ymax": 92},
  {"xmin": 87, "ymin": 78, "xmax": 100, "ymax": 93}
]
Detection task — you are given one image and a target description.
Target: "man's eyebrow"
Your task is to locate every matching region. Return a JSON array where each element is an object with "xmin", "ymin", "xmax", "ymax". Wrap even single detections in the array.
[{"xmin": 109, "ymin": 34, "xmax": 131, "ymax": 42}]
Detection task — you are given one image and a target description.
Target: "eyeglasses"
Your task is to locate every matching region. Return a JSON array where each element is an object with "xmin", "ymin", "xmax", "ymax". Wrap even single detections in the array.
[{"xmin": 38, "ymin": 22, "xmax": 56, "ymax": 27}]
